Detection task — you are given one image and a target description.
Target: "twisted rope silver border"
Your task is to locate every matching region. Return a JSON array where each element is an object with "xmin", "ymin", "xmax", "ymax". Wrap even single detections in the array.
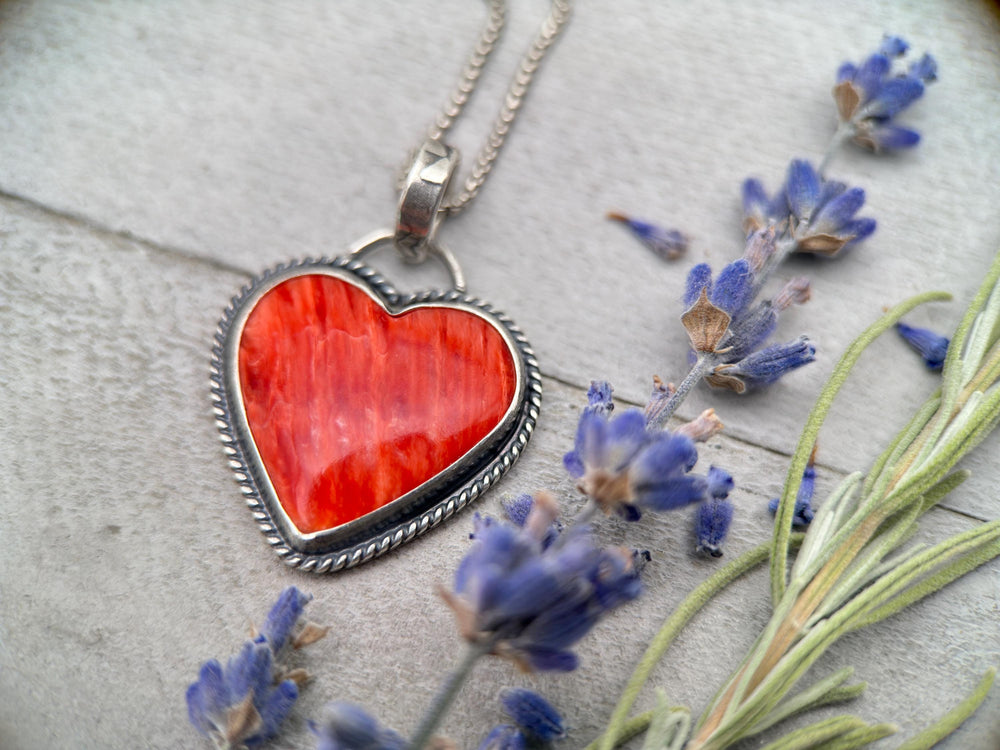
[{"xmin": 209, "ymin": 256, "xmax": 541, "ymax": 573}]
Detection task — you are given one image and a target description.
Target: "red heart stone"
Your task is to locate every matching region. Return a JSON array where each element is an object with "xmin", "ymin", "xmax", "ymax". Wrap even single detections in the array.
[{"xmin": 236, "ymin": 274, "xmax": 518, "ymax": 535}]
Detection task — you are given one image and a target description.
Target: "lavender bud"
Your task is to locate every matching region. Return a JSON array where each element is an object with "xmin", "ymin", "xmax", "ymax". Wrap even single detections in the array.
[
  {"xmin": 896, "ymin": 321, "xmax": 949, "ymax": 370},
  {"xmin": 608, "ymin": 212, "xmax": 688, "ymax": 261}
]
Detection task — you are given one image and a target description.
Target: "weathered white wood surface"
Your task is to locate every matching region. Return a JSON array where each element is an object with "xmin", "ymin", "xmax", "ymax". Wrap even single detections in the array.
[{"xmin": 0, "ymin": 2, "xmax": 998, "ymax": 748}]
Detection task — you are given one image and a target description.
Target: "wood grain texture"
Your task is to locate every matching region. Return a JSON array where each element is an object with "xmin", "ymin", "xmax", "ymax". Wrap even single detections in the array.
[{"xmin": 0, "ymin": 2, "xmax": 998, "ymax": 748}]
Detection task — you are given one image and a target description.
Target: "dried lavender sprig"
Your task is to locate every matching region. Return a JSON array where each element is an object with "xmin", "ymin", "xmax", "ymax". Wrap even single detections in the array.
[
  {"xmin": 410, "ymin": 642, "xmax": 492, "ymax": 750},
  {"xmin": 417, "ymin": 493, "xmax": 643, "ymax": 749},
  {"xmin": 564, "ymin": 405, "xmax": 709, "ymax": 521},
  {"xmin": 655, "ymin": 178, "xmax": 857, "ymax": 415},
  {"xmin": 650, "ymin": 234, "xmax": 820, "ymax": 427},
  {"xmin": 634, "ymin": 36, "xmax": 937, "ymax": 429},
  {"xmin": 563, "ymin": 381, "xmax": 737, "ymax": 553},
  {"xmin": 823, "ymin": 35, "xmax": 938, "ymax": 173},
  {"xmin": 186, "ymin": 587, "xmax": 327, "ymax": 749}
]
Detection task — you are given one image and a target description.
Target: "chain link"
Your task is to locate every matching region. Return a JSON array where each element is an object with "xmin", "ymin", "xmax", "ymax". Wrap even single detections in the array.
[{"xmin": 408, "ymin": 0, "xmax": 572, "ymax": 216}]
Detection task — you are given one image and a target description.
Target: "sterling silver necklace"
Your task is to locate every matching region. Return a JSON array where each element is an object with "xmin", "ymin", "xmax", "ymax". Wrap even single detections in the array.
[{"xmin": 211, "ymin": 1, "xmax": 571, "ymax": 572}]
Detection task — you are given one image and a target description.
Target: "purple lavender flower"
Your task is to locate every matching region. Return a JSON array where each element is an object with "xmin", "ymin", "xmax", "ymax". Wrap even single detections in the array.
[
  {"xmin": 309, "ymin": 702, "xmax": 407, "ymax": 750},
  {"xmin": 499, "ymin": 688, "xmax": 567, "ymax": 742},
  {"xmin": 697, "ymin": 499, "xmax": 734, "ymax": 558},
  {"xmin": 696, "ymin": 466, "xmax": 735, "ymax": 557},
  {"xmin": 187, "ymin": 642, "xmax": 299, "ymax": 748},
  {"xmin": 787, "ymin": 161, "xmax": 877, "ymax": 256},
  {"xmin": 741, "ymin": 161, "xmax": 876, "ymax": 257},
  {"xmin": 908, "ymin": 53, "xmax": 938, "ymax": 85},
  {"xmin": 742, "ymin": 180, "xmax": 789, "ymax": 235},
  {"xmin": 583, "ymin": 379, "xmax": 615, "ymax": 417},
  {"xmin": 186, "ymin": 587, "xmax": 327, "ymax": 748},
  {"xmin": 479, "ymin": 725, "xmax": 527, "ymax": 750},
  {"xmin": 502, "ymin": 494, "xmax": 536, "ymax": 528},
  {"xmin": 259, "ymin": 586, "xmax": 311, "ymax": 652},
  {"xmin": 683, "ymin": 263, "xmax": 715, "ymax": 307},
  {"xmin": 608, "ymin": 211, "xmax": 688, "ymax": 261},
  {"xmin": 502, "ymin": 494, "xmax": 562, "ymax": 549},
  {"xmin": 685, "ymin": 259, "xmax": 756, "ymax": 319},
  {"xmin": 440, "ymin": 494, "xmax": 642, "ymax": 672},
  {"xmin": 563, "ymin": 408, "xmax": 706, "ymax": 520},
  {"xmin": 706, "ymin": 465, "xmax": 734, "ymax": 499},
  {"xmin": 896, "ymin": 321, "xmax": 949, "ymax": 370},
  {"xmin": 768, "ymin": 451, "xmax": 818, "ymax": 527},
  {"xmin": 834, "ymin": 35, "xmax": 938, "ymax": 153},
  {"xmin": 711, "ymin": 336, "xmax": 817, "ymax": 392},
  {"xmin": 723, "ymin": 300, "xmax": 779, "ymax": 361},
  {"xmin": 681, "ymin": 259, "xmax": 758, "ymax": 356},
  {"xmin": 256, "ymin": 587, "xmax": 330, "ymax": 654},
  {"xmin": 680, "ymin": 244, "xmax": 816, "ymax": 392}
]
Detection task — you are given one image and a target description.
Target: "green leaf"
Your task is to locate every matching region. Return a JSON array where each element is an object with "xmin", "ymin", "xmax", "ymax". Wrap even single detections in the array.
[
  {"xmin": 813, "ymin": 722, "xmax": 897, "ymax": 749},
  {"xmin": 747, "ymin": 667, "xmax": 862, "ymax": 736},
  {"xmin": 908, "ymin": 252, "xmax": 1000, "ymax": 476},
  {"xmin": 640, "ymin": 692, "xmax": 691, "ymax": 750},
  {"xmin": 583, "ymin": 710, "xmax": 654, "ymax": 750},
  {"xmin": 895, "ymin": 668, "xmax": 996, "ymax": 750},
  {"xmin": 851, "ymin": 522, "xmax": 1000, "ymax": 630},
  {"xmin": 755, "ymin": 715, "xmax": 866, "ymax": 750}
]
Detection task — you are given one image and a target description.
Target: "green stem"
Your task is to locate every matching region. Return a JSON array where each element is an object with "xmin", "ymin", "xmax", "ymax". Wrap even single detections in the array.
[
  {"xmin": 650, "ymin": 354, "xmax": 716, "ymax": 429},
  {"xmin": 861, "ymin": 390, "xmax": 940, "ymax": 498},
  {"xmin": 729, "ymin": 524, "xmax": 1000, "ymax": 739},
  {"xmin": 754, "ymin": 237, "xmax": 798, "ymax": 298},
  {"xmin": 690, "ymin": 516, "xmax": 1000, "ymax": 748},
  {"xmin": 582, "ymin": 711, "xmax": 655, "ymax": 750},
  {"xmin": 756, "ymin": 715, "xmax": 865, "ymax": 750},
  {"xmin": 817, "ymin": 721, "xmax": 898, "ymax": 749},
  {"xmin": 409, "ymin": 641, "xmax": 488, "ymax": 749},
  {"xmin": 818, "ymin": 123, "xmax": 853, "ymax": 177}
]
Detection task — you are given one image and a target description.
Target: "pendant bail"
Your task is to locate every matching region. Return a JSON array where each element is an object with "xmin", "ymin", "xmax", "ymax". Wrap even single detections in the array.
[{"xmin": 395, "ymin": 140, "xmax": 460, "ymax": 263}]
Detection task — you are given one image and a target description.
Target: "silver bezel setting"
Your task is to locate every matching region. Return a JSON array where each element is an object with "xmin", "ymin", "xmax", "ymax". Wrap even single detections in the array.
[{"xmin": 210, "ymin": 256, "xmax": 541, "ymax": 573}]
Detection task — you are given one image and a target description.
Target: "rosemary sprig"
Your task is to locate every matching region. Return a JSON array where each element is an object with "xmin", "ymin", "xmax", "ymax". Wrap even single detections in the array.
[
  {"xmin": 598, "ymin": 250, "xmax": 1000, "ymax": 750},
  {"xmin": 688, "ymin": 251, "xmax": 1000, "ymax": 748}
]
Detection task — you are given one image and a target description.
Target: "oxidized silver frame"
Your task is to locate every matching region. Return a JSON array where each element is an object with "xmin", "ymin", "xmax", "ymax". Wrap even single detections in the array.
[{"xmin": 210, "ymin": 255, "xmax": 542, "ymax": 573}]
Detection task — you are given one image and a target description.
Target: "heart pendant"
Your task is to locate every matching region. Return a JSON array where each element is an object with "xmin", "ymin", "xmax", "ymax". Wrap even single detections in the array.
[{"xmin": 211, "ymin": 248, "xmax": 541, "ymax": 572}]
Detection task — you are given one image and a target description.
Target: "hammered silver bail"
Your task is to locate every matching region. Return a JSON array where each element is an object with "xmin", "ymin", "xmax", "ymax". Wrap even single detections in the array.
[{"xmin": 395, "ymin": 140, "xmax": 460, "ymax": 263}]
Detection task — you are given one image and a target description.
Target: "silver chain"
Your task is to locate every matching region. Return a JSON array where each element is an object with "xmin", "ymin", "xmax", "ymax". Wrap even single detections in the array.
[{"xmin": 410, "ymin": 0, "xmax": 572, "ymax": 216}]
